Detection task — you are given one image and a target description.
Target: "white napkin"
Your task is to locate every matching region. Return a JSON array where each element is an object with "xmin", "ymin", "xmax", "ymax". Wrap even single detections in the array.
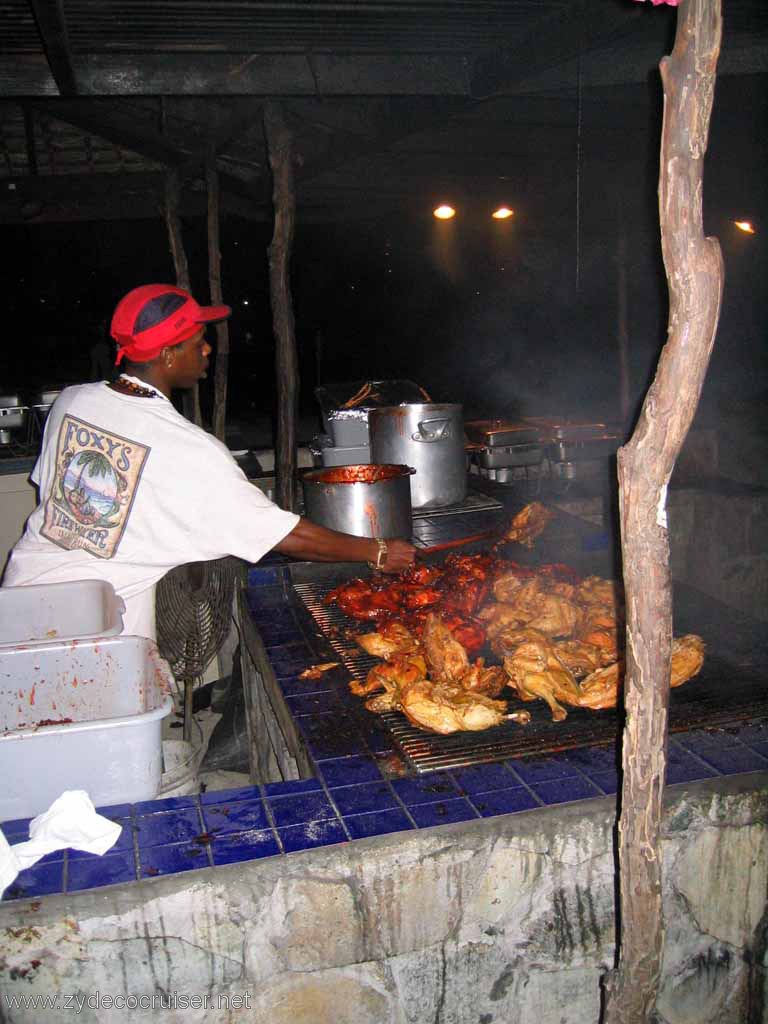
[{"xmin": 0, "ymin": 790, "xmax": 122, "ymax": 897}]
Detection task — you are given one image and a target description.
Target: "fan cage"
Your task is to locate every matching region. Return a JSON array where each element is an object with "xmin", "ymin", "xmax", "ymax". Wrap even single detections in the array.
[{"xmin": 156, "ymin": 556, "xmax": 245, "ymax": 694}]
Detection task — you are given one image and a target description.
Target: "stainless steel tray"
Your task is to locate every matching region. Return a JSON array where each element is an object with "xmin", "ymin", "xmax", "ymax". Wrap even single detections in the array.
[
  {"xmin": 524, "ymin": 417, "xmax": 616, "ymax": 443},
  {"xmin": 549, "ymin": 437, "xmax": 620, "ymax": 463},
  {"xmin": 465, "ymin": 419, "xmax": 541, "ymax": 446},
  {"xmin": 473, "ymin": 443, "xmax": 544, "ymax": 469},
  {"xmin": 0, "ymin": 406, "xmax": 28, "ymax": 429}
]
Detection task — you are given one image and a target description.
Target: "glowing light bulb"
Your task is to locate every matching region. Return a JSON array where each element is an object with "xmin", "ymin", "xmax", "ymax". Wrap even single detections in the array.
[
  {"xmin": 734, "ymin": 221, "xmax": 755, "ymax": 234},
  {"xmin": 433, "ymin": 205, "xmax": 456, "ymax": 220},
  {"xmin": 492, "ymin": 207, "xmax": 514, "ymax": 220}
]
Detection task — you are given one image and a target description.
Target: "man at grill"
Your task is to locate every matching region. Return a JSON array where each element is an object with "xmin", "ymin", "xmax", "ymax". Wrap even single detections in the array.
[{"xmin": 2, "ymin": 283, "xmax": 416, "ymax": 638}]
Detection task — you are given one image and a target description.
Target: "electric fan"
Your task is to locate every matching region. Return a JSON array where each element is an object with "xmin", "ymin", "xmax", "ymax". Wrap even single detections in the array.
[{"xmin": 156, "ymin": 557, "xmax": 245, "ymax": 740}]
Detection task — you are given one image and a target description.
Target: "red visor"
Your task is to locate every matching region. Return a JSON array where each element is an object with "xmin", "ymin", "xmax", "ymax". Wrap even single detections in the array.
[{"xmin": 110, "ymin": 284, "xmax": 231, "ymax": 365}]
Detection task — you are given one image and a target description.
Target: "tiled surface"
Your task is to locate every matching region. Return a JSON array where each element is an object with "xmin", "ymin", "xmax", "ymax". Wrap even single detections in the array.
[{"xmin": 3, "ymin": 568, "xmax": 767, "ymax": 904}]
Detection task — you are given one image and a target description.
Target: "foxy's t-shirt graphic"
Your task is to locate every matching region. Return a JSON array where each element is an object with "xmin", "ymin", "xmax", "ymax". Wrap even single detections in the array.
[{"xmin": 41, "ymin": 414, "xmax": 149, "ymax": 559}]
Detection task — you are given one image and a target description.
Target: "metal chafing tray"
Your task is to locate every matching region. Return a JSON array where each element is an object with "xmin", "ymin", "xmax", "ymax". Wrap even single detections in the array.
[
  {"xmin": 549, "ymin": 436, "xmax": 620, "ymax": 463},
  {"xmin": 524, "ymin": 417, "xmax": 615, "ymax": 443},
  {"xmin": 0, "ymin": 396, "xmax": 29, "ymax": 440},
  {"xmin": 465, "ymin": 419, "xmax": 541, "ymax": 447},
  {"xmin": 523, "ymin": 417, "xmax": 621, "ymax": 463},
  {"xmin": 473, "ymin": 443, "xmax": 544, "ymax": 469}
]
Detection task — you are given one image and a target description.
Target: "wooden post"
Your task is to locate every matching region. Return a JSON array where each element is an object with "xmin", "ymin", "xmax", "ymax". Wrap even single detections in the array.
[
  {"xmin": 264, "ymin": 101, "xmax": 299, "ymax": 513},
  {"xmin": 207, "ymin": 149, "xmax": 230, "ymax": 444},
  {"xmin": 163, "ymin": 167, "xmax": 202, "ymax": 427},
  {"xmin": 602, "ymin": 2, "xmax": 723, "ymax": 1022}
]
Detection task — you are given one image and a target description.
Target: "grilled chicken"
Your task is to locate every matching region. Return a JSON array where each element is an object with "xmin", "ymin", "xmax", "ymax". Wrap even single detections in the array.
[
  {"xmin": 577, "ymin": 634, "xmax": 706, "ymax": 710},
  {"xmin": 325, "ymin": 578, "xmax": 403, "ymax": 620},
  {"xmin": 333, "ymin": 551, "xmax": 705, "ymax": 733},
  {"xmin": 458, "ymin": 658, "xmax": 507, "ymax": 698},
  {"xmin": 552, "ymin": 640, "xmax": 605, "ymax": 677},
  {"xmin": 350, "ymin": 653, "xmax": 427, "ymax": 697},
  {"xmin": 400, "ymin": 680, "xmax": 510, "ymax": 735},
  {"xmin": 422, "ymin": 613, "xmax": 470, "ymax": 681},
  {"xmin": 485, "ymin": 576, "xmax": 582, "ymax": 639},
  {"xmin": 356, "ymin": 621, "xmax": 419, "ymax": 659},
  {"xmin": 500, "ymin": 628, "xmax": 582, "ymax": 721},
  {"xmin": 355, "ymin": 644, "xmax": 515, "ymax": 734},
  {"xmin": 495, "ymin": 501, "xmax": 555, "ymax": 549}
]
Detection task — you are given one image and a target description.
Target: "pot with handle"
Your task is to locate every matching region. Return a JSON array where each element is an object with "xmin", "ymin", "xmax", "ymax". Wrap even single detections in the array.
[
  {"xmin": 301, "ymin": 464, "xmax": 414, "ymax": 539},
  {"xmin": 368, "ymin": 403, "xmax": 466, "ymax": 509}
]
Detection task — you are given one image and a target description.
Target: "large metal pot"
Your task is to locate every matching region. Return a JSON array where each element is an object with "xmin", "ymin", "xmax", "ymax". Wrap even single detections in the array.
[
  {"xmin": 369, "ymin": 403, "xmax": 466, "ymax": 509},
  {"xmin": 301, "ymin": 464, "xmax": 414, "ymax": 539}
]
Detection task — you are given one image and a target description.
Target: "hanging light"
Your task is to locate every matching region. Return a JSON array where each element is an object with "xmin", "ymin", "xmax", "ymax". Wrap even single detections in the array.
[
  {"xmin": 734, "ymin": 220, "xmax": 755, "ymax": 234},
  {"xmin": 433, "ymin": 205, "xmax": 456, "ymax": 220},
  {"xmin": 492, "ymin": 207, "xmax": 514, "ymax": 220}
]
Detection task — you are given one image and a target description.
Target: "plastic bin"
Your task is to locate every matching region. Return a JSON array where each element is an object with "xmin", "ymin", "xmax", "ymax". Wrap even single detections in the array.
[
  {"xmin": 0, "ymin": 580, "xmax": 125, "ymax": 647},
  {"xmin": 0, "ymin": 636, "xmax": 174, "ymax": 820}
]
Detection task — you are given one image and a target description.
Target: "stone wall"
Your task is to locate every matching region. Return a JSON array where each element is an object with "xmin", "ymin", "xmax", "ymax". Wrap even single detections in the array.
[
  {"xmin": 668, "ymin": 487, "xmax": 768, "ymax": 622},
  {"xmin": 1, "ymin": 773, "xmax": 766, "ymax": 1024}
]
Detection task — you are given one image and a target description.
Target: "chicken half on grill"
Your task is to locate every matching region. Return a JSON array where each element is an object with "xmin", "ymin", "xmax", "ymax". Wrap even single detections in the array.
[
  {"xmin": 336, "ymin": 553, "xmax": 705, "ymax": 732},
  {"xmin": 356, "ymin": 621, "xmax": 420, "ymax": 659},
  {"xmin": 352, "ymin": 613, "xmax": 526, "ymax": 734},
  {"xmin": 494, "ymin": 501, "xmax": 555, "ymax": 549},
  {"xmin": 577, "ymin": 634, "xmax": 706, "ymax": 710},
  {"xmin": 355, "ymin": 649, "xmax": 517, "ymax": 734},
  {"xmin": 500, "ymin": 628, "xmax": 582, "ymax": 721}
]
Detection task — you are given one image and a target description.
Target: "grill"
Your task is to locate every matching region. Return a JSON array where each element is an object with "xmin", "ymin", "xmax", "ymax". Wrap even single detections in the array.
[{"xmin": 291, "ymin": 570, "xmax": 768, "ymax": 774}]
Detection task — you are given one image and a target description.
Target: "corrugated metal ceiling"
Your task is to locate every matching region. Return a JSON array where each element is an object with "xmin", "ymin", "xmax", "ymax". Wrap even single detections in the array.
[
  {"xmin": 0, "ymin": 0, "xmax": 765, "ymax": 224},
  {"xmin": 5, "ymin": 0, "xmax": 568, "ymax": 55}
]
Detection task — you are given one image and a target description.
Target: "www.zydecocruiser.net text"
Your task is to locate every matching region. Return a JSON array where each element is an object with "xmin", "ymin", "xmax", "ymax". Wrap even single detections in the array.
[{"xmin": 3, "ymin": 991, "xmax": 252, "ymax": 1013}]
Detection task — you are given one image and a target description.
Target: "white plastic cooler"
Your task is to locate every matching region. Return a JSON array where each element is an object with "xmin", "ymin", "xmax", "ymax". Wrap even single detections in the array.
[
  {"xmin": 0, "ymin": 580, "xmax": 125, "ymax": 647},
  {"xmin": 0, "ymin": 635, "xmax": 174, "ymax": 820}
]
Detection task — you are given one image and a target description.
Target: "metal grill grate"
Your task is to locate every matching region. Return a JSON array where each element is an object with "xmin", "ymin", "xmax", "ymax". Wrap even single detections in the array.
[
  {"xmin": 292, "ymin": 577, "xmax": 620, "ymax": 773},
  {"xmin": 292, "ymin": 575, "xmax": 768, "ymax": 774}
]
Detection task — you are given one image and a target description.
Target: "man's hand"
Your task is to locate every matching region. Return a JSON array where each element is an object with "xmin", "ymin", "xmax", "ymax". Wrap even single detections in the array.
[
  {"xmin": 379, "ymin": 538, "xmax": 416, "ymax": 574},
  {"xmin": 274, "ymin": 516, "xmax": 416, "ymax": 573}
]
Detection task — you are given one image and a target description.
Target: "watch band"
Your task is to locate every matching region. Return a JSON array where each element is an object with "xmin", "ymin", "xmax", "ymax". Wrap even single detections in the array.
[{"xmin": 367, "ymin": 538, "xmax": 388, "ymax": 570}]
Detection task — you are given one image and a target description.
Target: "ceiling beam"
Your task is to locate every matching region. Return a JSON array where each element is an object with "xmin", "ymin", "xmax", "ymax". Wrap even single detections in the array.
[
  {"xmin": 27, "ymin": 99, "xmax": 187, "ymax": 166},
  {"xmin": 25, "ymin": 99, "xmax": 268, "ymax": 206},
  {"xmin": 37, "ymin": 53, "xmax": 470, "ymax": 98},
  {"xmin": 27, "ymin": 0, "xmax": 78, "ymax": 96},
  {"xmin": 469, "ymin": 0, "xmax": 673, "ymax": 98}
]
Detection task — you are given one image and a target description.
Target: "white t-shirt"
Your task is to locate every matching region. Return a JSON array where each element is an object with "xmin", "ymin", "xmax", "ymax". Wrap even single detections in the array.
[{"xmin": 3, "ymin": 379, "xmax": 299, "ymax": 636}]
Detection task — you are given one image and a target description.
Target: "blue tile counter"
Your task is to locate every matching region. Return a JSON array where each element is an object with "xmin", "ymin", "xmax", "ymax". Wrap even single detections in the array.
[
  {"xmin": 3, "ymin": 557, "xmax": 767, "ymax": 904},
  {"xmin": 3, "ymin": 507, "xmax": 768, "ymax": 1020},
  {"xmin": 3, "ymin": 722, "xmax": 767, "ymax": 902},
  {"xmin": 2, "ymin": 497, "xmax": 768, "ymax": 905}
]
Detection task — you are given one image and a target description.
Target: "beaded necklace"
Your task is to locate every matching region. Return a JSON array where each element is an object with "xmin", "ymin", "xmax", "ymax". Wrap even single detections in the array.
[{"xmin": 109, "ymin": 375, "xmax": 163, "ymax": 399}]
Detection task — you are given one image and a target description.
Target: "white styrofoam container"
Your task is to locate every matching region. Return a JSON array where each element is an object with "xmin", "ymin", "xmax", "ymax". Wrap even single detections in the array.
[
  {"xmin": 0, "ymin": 580, "xmax": 125, "ymax": 647},
  {"xmin": 0, "ymin": 636, "xmax": 174, "ymax": 821}
]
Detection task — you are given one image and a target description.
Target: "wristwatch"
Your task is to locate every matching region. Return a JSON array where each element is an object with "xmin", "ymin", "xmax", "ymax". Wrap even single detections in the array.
[{"xmin": 367, "ymin": 538, "xmax": 388, "ymax": 571}]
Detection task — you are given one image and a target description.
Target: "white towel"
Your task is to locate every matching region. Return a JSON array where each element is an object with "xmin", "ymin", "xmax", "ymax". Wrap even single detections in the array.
[{"xmin": 0, "ymin": 790, "xmax": 122, "ymax": 897}]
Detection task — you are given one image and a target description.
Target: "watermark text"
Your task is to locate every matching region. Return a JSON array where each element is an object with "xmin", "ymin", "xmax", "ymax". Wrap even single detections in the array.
[{"xmin": 3, "ymin": 991, "xmax": 252, "ymax": 1013}]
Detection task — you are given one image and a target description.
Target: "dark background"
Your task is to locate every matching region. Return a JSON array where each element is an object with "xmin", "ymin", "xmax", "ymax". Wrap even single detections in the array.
[{"xmin": 4, "ymin": 74, "xmax": 766, "ymax": 451}]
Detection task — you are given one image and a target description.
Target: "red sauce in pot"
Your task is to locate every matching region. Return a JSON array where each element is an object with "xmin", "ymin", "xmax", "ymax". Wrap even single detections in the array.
[{"xmin": 306, "ymin": 464, "xmax": 412, "ymax": 485}]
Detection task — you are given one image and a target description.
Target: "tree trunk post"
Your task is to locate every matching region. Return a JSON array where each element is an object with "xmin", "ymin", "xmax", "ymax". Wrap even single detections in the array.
[
  {"xmin": 264, "ymin": 101, "xmax": 299, "ymax": 513},
  {"xmin": 207, "ymin": 149, "xmax": 230, "ymax": 444},
  {"xmin": 602, "ymin": 2, "xmax": 723, "ymax": 1022},
  {"xmin": 163, "ymin": 168, "xmax": 202, "ymax": 427}
]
